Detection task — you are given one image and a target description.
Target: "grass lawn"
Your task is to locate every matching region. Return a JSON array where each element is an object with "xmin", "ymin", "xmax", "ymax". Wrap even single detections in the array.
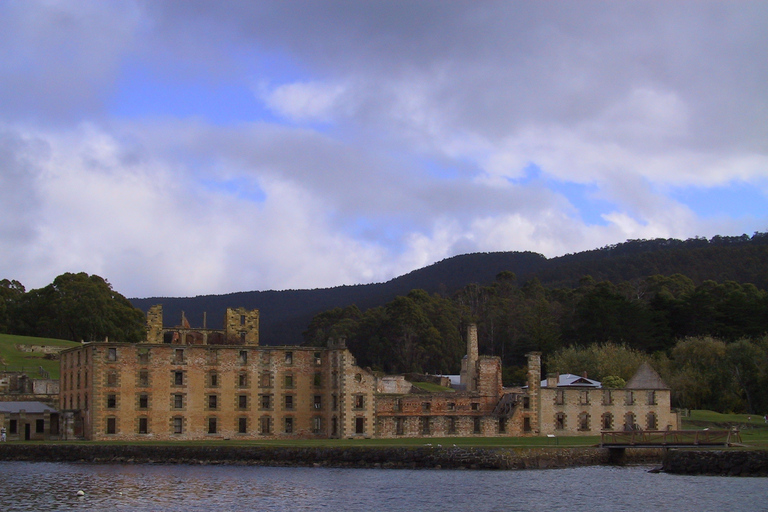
[
  {"xmin": 38, "ymin": 435, "xmax": 601, "ymax": 448},
  {"xmin": 0, "ymin": 333, "xmax": 79, "ymax": 379},
  {"xmin": 411, "ymin": 381, "xmax": 455, "ymax": 393},
  {"xmin": 682, "ymin": 409, "xmax": 768, "ymax": 447}
]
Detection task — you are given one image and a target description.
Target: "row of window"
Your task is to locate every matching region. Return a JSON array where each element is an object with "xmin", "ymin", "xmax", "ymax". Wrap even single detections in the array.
[
  {"xmin": 144, "ymin": 370, "xmax": 329, "ymax": 390},
  {"xmin": 554, "ymin": 389, "xmax": 658, "ymax": 406},
  {"xmin": 103, "ymin": 392, "xmax": 362, "ymax": 411},
  {"xmin": 64, "ymin": 347, "xmax": 330, "ymax": 369},
  {"xmin": 4, "ymin": 419, "xmax": 46, "ymax": 435},
  {"xmin": 62, "ymin": 368, "xmax": 332, "ymax": 392},
  {"xmin": 91, "ymin": 347, "xmax": 324, "ymax": 366},
  {"xmin": 103, "ymin": 415, "xmax": 357, "ymax": 436},
  {"xmin": 61, "ymin": 371, "xmax": 87, "ymax": 391},
  {"xmin": 391, "ymin": 416, "xmax": 517, "ymax": 435},
  {"xmin": 394, "ymin": 400, "xmax": 481, "ymax": 413},
  {"xmin": 553, "ymin": 411, "xmax": 659, "ymax": 431}
]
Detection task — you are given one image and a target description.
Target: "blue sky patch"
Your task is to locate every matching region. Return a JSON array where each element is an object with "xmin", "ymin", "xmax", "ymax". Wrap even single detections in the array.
[
  {"xmin": 201, "ymin": 177, "xmax": 267, "ymax": 203},
  {"xmin": 108, "ymin": 61, "xmax": 279, "ymax": 125},
  {"xmin": 669, "ymin": 180, "xmax": 768, "ymax": 219},
  {"xmin": 512, "ymin": 163, "xmax": 615, "ymax": 226}
]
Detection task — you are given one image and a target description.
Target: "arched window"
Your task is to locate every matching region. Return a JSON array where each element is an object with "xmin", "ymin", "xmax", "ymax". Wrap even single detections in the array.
[
  {"xmin": 578, "ymin": 412, "xmax": 590, "ymax": 431},
  {"xmin": 555, "ymin": 412, "xmax": 566, "ymax": 430},
  {"xmin": 602, "ymin": 412, "xmax": 613, "ymax": 430},
  {"xmin": 624, "ymin": 412, "xmax": 636, "ymax": 430},
  {"xmin": 646, "ymin": 411, "xmax": 658, "ymax": 430}
]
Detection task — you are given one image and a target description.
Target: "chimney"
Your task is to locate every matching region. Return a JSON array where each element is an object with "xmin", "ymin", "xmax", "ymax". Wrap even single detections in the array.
[
  {"xmin": 546, "ymin": 373, "xmax": 558, "ymax": 388},
  {"xmin": 460, "ymin": 324, "xmax": 479, "ymax": 392},
  {"xmin": 467, "ymin": 324, "xmax": 478, "ymax": 362}
]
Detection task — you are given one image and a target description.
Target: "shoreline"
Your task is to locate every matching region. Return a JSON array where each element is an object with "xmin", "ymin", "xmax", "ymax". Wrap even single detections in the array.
[
  {"xmin": 0, "ymin": 444, "xmax": 662, "ymax": 470},
  {"xmin": 2, "ymin": 444, "xmax": 766, "ymax": 475}
]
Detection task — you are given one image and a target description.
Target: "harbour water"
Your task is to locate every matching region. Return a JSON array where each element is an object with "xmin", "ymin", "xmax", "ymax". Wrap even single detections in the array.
[{"xmin": 1, "ymin": 461, "xmax": 767, "ymax": 512}]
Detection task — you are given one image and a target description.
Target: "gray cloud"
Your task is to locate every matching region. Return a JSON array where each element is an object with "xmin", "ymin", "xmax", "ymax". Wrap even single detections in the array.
[
  {"xmin": 0, "ymin": 1, "xmax": 140, "ymax": 123},
  {"xmin": 142, "ymin": 2, "xmax": 768, "ymax": 150},
  {"xmin": 0, "ymin": 1, "xmax": 766, "ymax": 296},
  {"xmin": 0, "ymin": 129, "xmax": 47, "ymax": 244}
]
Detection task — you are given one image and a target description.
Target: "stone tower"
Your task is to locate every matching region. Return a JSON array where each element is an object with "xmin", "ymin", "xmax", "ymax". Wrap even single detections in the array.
[
  {"xmin": 224, "ymin": 307, "xmax": 260, "ymax": 345},
  {"xmin": 146, "ymin": 305, "xmax": 164, "ymax": 344}
]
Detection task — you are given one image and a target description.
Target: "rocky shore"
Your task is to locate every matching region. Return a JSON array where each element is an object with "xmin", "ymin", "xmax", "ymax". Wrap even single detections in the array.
[{"xmin": 0, "ymin": 444, "xmax": 663, "ymax": 470}]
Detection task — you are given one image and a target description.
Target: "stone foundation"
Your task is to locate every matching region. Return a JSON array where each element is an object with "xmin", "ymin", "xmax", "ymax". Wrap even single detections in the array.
[
  {"xmin": 0, "ymin": 445, "xmax": 665, "ymax": 469},
  {"xmin": 663, "ymin": 449, "xmax": 768, "ymax": 476}
]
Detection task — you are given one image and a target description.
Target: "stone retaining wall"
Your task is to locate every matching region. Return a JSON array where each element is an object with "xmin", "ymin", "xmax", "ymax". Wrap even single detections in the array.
[
  {"xmin": 663, "ymin": 449, "xmax": 768, "ymax": 476},
  {"xmin": 0, "ymin": 444, "xmax": 663, "ymax": 469}
]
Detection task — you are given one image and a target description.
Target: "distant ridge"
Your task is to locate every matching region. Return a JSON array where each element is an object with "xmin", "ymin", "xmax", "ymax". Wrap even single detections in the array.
[
  {"xmin": 130, "ymin": 251, "xmax": 546, "ymax": 346},
  {"xmin": 130, "ymin": 233, "xmax": 768, "ymax": 346}
]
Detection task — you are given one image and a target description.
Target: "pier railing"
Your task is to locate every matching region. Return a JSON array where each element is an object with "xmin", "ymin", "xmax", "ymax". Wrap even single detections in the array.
[{"xmin": 600, "ymin": 429, "xmax": 740, "ymax": 448}]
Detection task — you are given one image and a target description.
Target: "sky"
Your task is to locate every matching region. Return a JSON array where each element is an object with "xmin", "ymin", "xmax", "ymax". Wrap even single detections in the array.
[{"xmin": 1, "ymin": 1, "xmax": 767, "ymax": 298}]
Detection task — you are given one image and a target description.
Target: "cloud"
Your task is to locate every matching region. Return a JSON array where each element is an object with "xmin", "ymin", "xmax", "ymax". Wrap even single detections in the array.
[
  {"xmin": 0, "ymin": 1, "xmax": 766, "ymax": 297},
  {"xmin": 0, "ymin": 0, "xmax": 141, "ymax": 123},
  {"xmin": 260, "ymin": 81, "xmax": 349, "ymax": 123}
]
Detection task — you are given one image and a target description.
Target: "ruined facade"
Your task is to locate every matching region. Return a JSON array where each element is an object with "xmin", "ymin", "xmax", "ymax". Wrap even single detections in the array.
[
  {"xmin": 59, "ymin": 307, "xmax": 679, "ymax": 440},
  {"xmin": 145, "ymin": 305, "xmax": 260, "ymax": 346},
  {"xmin": 377, "ymin": 347, "xmax": 678, "ymax": 439},
  {"xmin": 59, "ymin": 308, "xmax": 374, "ymax": 441}
]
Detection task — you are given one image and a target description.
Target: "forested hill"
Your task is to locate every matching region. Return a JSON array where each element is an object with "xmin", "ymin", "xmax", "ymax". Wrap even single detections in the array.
[{"xmin": 130, "ymin": 233, "xmax": 768, "ymax": 346}]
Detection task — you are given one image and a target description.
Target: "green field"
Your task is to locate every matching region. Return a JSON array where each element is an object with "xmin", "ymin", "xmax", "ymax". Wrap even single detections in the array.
[
  {"xmin": 0, "ymin": 333, "xmax": 79, "ymax": 380},
  {"xmin": 37, "ymin": 435, "xmax": 600, "ymax": 448},
  {"xmin": 681, "ymin": 409, "xmax": 768, "ymax": 447},
  {"xmin": 412, "ymin": 381, "xmax": 455, "ymax": 393}
]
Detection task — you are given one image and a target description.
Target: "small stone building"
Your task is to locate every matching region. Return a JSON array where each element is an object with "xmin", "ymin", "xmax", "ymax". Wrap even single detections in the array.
[
  {"xmin": 536, "ymin": 360, "xmax": 678, "ymax": 435},
  {"xmin": 0, "ymin": 401, "xmax": 60, "ymax": 441}
]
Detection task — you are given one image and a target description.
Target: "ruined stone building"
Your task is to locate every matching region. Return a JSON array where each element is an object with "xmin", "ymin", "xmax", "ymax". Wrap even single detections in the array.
[
  {"xmin": 59, "ymin": 306, "xmax": 374, "ymax": 441},
  {"xmin": 59, "ymin": 306, "xmax": 679, "ymax": 440},
  {"xmin": 375, "ymin": 325, "xmax": 679, "ymax": 438}
]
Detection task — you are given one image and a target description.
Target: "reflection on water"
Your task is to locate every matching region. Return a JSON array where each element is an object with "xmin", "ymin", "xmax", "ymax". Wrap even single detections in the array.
[{"xmin": 0, "ymin": 461, "xmax": 767, "ymax": 512}]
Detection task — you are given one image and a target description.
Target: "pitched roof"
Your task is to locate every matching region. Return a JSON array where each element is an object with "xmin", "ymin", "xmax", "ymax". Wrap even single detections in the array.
[
  {"xmin": 0, "ymin": 401, "xmax": 58, "ymax": 414},
  {"xmin": 540, "ymin": 374, "xmax": 602, "ymax": 388},
  {"xmin": 625, "ymin": 362, "xmax": 669, "ymax": 390}
]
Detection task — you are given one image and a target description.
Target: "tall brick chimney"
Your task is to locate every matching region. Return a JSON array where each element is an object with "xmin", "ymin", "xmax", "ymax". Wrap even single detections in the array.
[{"xmin": 460, "ymin": 323, "xmax": 479, "ymax": 391}]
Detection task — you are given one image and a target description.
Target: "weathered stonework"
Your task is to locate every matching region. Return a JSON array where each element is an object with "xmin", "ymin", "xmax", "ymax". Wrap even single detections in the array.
[
  {"xmin": 59, "ymin": 311, "xmax": 679, "ymax": 442},
  {"xmin": 59, "ymin": 342, "xmax": 374, "ymax": 441},
  {"xmin": 534, "ymin": 353, "xmax": 680, "ymax": 436},
  {"xmin": 145, "ymin": 305, "xmax": 260, "ymax": 346}
]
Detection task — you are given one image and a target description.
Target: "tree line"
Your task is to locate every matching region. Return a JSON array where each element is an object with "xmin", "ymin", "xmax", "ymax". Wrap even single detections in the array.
[
  {"xmin": 303, "ymin": 271, "xmax": 768, "ymax": 414},
  {"xmin": 0, "ymin": 272, "xmax": 146, "ymax": 344}
]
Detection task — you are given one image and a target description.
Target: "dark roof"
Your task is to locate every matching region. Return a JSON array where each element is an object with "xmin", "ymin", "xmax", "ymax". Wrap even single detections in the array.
[
  {"xmin": 625, "ymin": 363, "xmax": 669, "ymax": 390},
  {"xmin": 0, "ymin": 401, "xmax": 58, "ymax": 414}
]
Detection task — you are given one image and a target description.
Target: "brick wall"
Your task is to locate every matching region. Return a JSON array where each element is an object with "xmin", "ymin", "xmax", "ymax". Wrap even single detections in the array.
[{"xmin": 59, "ymin": 343, "xmax": 376, "ymax": 441}]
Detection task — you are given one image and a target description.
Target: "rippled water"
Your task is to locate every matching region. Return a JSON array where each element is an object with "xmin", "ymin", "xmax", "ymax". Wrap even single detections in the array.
[{"xmin": 1, "ymin": 462, "xmax": 767, "ymax": 512}]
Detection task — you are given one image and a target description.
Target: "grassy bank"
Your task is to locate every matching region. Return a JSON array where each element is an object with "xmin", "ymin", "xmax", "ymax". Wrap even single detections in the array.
[
  {"xmin": 682, "ymin": 409, "xmax": 768, "ymax": 447},
  {"xmin": 0, "ymin": 333, "xmax": 79, "ymax": 379},
  {"xmin": 11, "ymin": 435, "xmax": 600, "ymax": 448}
]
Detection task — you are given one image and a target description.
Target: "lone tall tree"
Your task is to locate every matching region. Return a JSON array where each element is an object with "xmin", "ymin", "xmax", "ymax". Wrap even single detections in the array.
[{"xmin": 13, "ymin": 272, "xmax": 146, "ymax": 343}]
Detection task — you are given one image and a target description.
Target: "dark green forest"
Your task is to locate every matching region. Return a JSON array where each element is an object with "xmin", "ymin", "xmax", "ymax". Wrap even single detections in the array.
[
  {"xmin": 302, "ymin": 270, "xmax": 768, "ymax": 414},
  {"xmin": 300, "ymin": 233, "xmax": 768, "ymax": 415}
]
